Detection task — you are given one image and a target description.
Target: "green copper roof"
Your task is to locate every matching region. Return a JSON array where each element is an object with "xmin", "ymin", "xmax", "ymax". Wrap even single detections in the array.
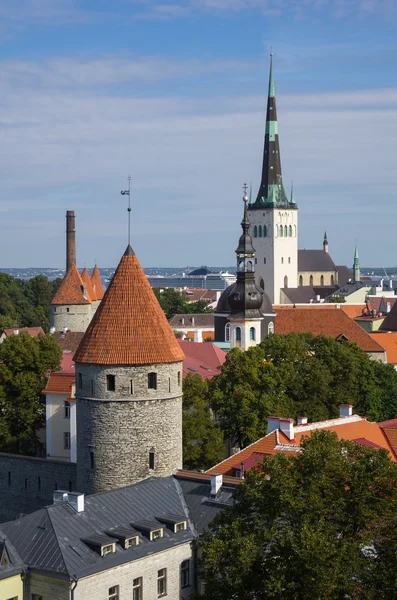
[
  {"xmin": 290, "ymin": 181, "xmax": 296, "ymax": 205},
  {"xmin": 354, "ymin": 244, "xmax": 359, "ymax": 261},
  {"xmin": 268, "ymin": 54, "xmax": 275, "ymax": 98}
]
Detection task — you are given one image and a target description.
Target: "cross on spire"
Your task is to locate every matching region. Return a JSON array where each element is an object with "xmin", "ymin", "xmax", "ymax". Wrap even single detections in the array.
[{"xmin": 120, "ymin": 175, "xmax": 132, "ymax": 245}]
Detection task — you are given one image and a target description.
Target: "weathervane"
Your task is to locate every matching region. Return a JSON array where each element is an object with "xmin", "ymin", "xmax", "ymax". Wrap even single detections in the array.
[
  {"xmin": 243, "ymin": 182, "xmax": 249, "ymax": 203},
  {"xmin": 120, "ymin": 175, "xmax": 132, "ymax": 245}
]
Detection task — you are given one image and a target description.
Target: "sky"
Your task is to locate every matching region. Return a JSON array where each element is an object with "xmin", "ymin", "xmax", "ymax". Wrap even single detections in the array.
[{"xmin": 0, "ymin": 0, "xmax": 397, "ymax": 269}]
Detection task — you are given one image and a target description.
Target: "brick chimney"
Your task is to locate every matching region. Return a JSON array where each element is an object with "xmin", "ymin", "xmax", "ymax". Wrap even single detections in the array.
[
  {"xmin": 66, "ymin": 210, "xmax": 76, "ymax": 272},
  {"xmin": 267, "ymin": 416, "xmax": 295, "ymax": 440}
]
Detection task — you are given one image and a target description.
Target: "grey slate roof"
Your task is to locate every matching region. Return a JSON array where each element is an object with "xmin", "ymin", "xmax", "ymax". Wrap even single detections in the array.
[
  {"xmin": 169, "ymin": 314, "xmax": 214, "ymax": 328},
  {"xmin": 281, "ymin": 286, "xmax": 338, "ymax": 304},
  {"xmin": 298, "ymin": 250, "xmax": 337, "ymax": 272},
  {"xmin": 335, "ymin": 265, "xmax": 352, "ymax": 287},
  {"xmin": 1, "ymin": 476, "xmax": 194, "ymax": 580},
  {"xmin": 0, "ymin": 532, "xmax": 25, "ymax": 581}
]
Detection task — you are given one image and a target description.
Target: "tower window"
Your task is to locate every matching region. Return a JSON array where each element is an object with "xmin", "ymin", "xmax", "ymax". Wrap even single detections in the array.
[
  {"xmin": 130, "ymin": 380, "xmax": 134, "ymax": 394},
  {"xmin": 8, "ymin": 472, "xmax": 11, "ymax": 487},
  {"xmin": 106, "ymin": 374, "xmax": 116, "ymax": 391},
  {"xmin": 331, "ymin": 275, "xmax": 334, "ymax": 285},
  {"xmin": 259, "ymin": 278, "xmax": 265, "ymax": 291},
  {"xmin": 225, "ymin": 323, "xmax": 230, "ymax": 342},
  {"xmin": 281, "ymin": 258, "xmax": 284, "ymax": 264},
  {"xmin": 320, "ymin": 275, "xmax": 324, "ymax": 286},
  {"xmin": 310, "ymin": 275, "xmax": 313, "ymax": 286},
  {"xmin": 253, "ymin": 225, "xmax": 257, "ymax": 237},
  {"xmin": 67, "ymin": 307, "xmax": 70, "ymax": 313},
  {"xmin": 247, "ymin": 261, "xmax": 253, "ymax": 272},
  {"xmin": 148, "ymin": 372, "xmax": 157, "ymax": 389},
  {"xmin": 38, "ymin": 476, "xmax": 41, "ymax": 491},
  {"xmin": 249, "ymin": 327, "xmax": 256, "ymax": 341},
  {"xmin": 64, "ymin": 401, "xmax": 70, "ymax": 418},
  {"xmin": 264, "ymin": 257, "xmax": 266, "ymax": 264},
  {"xmin": 91, "ymin": 380, "xmax": 94, "ymax": 395},
  {"xmin": 149, "ymin": 451, "xmax": 155, "ymax": 470},
  {"xmin": 78, "ymin": 373, "xmax": 82, "ymax": 389},
  {"xmin": 178, "ymin": 371, "xmax": 181, "ymax": 386},
  {"xmin": 236, "ymin": 327, "xmax": 241, "ymax": 342},
  {"xmin": 258, "ymin": 225, "xmax": 262, "ymax": 237},
  {"xmin": 299, "ymin": 275, "xmax": 303, "ymax": 287},
  {"xmin": 279, "ymin": 226, "xmax": 283, "ymax": 237},
  {"xmin": 288, "ymin": 257, "xmax": 291, "ymax": 264},
  {"xmin": 263, "ymin": 225, "xmax": 267, "ymax": 237},
  {"xmin": 90, "ymin": 451, "xmax": 95, "ymax": 469},
  {"xmin": 289, "ymin": 225, "xmax": 292, "ymax": 237},
  {"xmin": 268, "ymin": 322, "xmax": 275, "ymax": 335},
  {"xmin": 168, "ymin": 377, "xmax": 171, "ymax": 393},
  {"xmin": 255, "ymin": 257, "xmax": 257, "ymax": 265},
  {"xmin": 284, "ymin": 225, "xmax": 288, "ymax": 237},
  {"xmin": 284, "ymin": 276, "xmax": 288, "ymax": 288}
]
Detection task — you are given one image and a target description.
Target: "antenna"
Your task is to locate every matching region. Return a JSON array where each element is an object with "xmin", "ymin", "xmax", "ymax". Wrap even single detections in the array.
[{"xmin": 120, "ymin": 175, "xmax": 132, "ymax": 245}]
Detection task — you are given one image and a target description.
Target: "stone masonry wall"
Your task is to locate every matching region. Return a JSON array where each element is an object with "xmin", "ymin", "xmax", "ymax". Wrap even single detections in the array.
[
  {"xmin": 50, "ymin": 303, "xmax": 92, "ymax": 333},
  {"xmin": 0, "ymin": 453, "xmax": 76, "ymax": 522},
  {"xmin": 76, "ymin": 362, "xmax": 183, "ymax": 494}
]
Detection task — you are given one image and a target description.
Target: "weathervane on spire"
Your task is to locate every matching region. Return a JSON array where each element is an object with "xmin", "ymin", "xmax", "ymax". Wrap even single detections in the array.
[
  {"xmin": 120, "ymin": 174, "xmax": 132, "ymax": 245},
  {"xmin": 243, "ymin": 182, "xmax": 249, "ymax": 203}
]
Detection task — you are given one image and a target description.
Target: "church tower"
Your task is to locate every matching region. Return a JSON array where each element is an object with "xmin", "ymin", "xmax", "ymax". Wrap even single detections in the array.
[
  {"xmin": 74, "ymin": 244, "xmax": 185, "ymax": 495},
  {"xmin": 353, "ymin": 243, "xmax": 360, "ymax": 283},
  {"xmin": 248, "ymin": 54, "xmax": 298, "ymax": 303}
]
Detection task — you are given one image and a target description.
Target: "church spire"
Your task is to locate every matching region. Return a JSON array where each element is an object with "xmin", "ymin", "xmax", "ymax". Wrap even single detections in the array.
[
  {"xmin": 323, "ymin": 230, "xmax": 328, "ymax": 253},
  {"xmin": 353, "ymin": 243, "xmax": 360, "ymax": 283},
  {"xmin": 253, "ymin": 53, "xmax": 291, "ymax": 208}
]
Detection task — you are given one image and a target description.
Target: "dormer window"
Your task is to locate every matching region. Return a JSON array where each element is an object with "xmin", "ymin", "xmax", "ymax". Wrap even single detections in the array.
[
  {"xmin": 82, "ymin": 534, "xmax": 117, "ymax": 556},
  {"xmin": 151, "ymin": 529, "xmax": 163, "ymax": 541},
  {"xmin": 102, "ymin": 544, "xmax": 115, "ymax": 556},
  {"xmin": 175, "ymin": 521, "xmax": 187, "ymax": 533},
  {"xmin": 156, "ymin": 514, "xmax": 187, "ymax": 533},
  {"xmin": 125, "ymin": 536, "xmax": 139, "ymax": 548}
]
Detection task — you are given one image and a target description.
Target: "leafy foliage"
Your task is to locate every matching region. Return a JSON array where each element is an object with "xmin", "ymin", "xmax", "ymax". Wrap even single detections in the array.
[
  {"xmin": 0, "ymin": 331, "xmax": 62, "ymax": 454},
  {"xmin": 198, "ymin": 431, "xmax": 397, "ymax": 600},
  {"xmin": 152, "ymin": 287, "xmax": 213, "ymax": 319},
  {"xmin": 210, "ymin": 333, "xmax": 397, "ymax": 448},
  {"xmin": 0, "ymin": 273, "xmax": 61, "ymax": 332},
  {"xmin": 182, "ymin": 374, "xmax": 225, "ymax": 470}
]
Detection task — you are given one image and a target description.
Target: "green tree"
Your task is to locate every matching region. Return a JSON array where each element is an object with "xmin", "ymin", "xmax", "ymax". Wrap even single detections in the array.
[
  {"xmin": 210, "ymin": 333, "xmax": 397, "ymax": 448},
  {"xmin": 152, "ymin": 287, "xmax": 213, "ymax": 319},
  {"xmin": 0, "ymin": 331, "xmax": 62, "ymax": 454},
  {"xmin": 183, "ymin": 374, "xmax": 225, "ymax": 470},
  {"xmin": 198, "ymin": 431, "xmax": 397, "ymax": 600}
]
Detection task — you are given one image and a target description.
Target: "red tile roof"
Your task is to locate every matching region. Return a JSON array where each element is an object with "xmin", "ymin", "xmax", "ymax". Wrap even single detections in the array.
[
  {"xmin": 44, "ymin": 372, "xmax": 75, "ymax": 395},
  {"xmin": 74, "ymin": 245, "xmax": 185, "ymax": 365},
  {"xmin": 178, "ymin": 340, "xmax": 226, "ymax": 379},
  {"xmin": 51, "ymin": 264, "xmax": 91, "ymax": 305},
  {"xmin": 91, "ymin": 265, "xmax": 105, "ymax": 300},
  {"xmin": 2, "ymin": 327, "xmax": 44, "ymax": 338},
  {"xmin": 370, "ymin": 331, "xmax": 397, "ymax": 364},
  {"xmin": 275, "ymin": 307, "xmax": 385, "ymax": 353},
  {"xmin": 53, "ymin": 331, "xmax": 85, "ymax": 352},
  {"xmin": 207, "ymin": 415, "xmax": 397, "ymax": 477},
  {"xmin": 81, "ymin": 268, "xmax": 96, "ymax": 302}
]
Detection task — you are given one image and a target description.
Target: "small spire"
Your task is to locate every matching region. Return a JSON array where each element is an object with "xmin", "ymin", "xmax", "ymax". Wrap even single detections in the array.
[
  {"xmin": 353, "ymin": 241, "xmax": 360, "ymax": 283},
  {"xmin": 124, "ymin": 244, "xmax": 135, "ymax": 256},
  {"xmin": 268, "ymin": 50, "xmax": 275, "ymax": 98},
  {"xmin": 290, "ymin": 180, "xmax": 295, "ymax": 205},
  {"xmin": 323, "ymin": 229, "xmax": 329, "ymax": 253},
  {"xmin": 324, "ymin": 230, "xmax": 328, "ymax": 242}
]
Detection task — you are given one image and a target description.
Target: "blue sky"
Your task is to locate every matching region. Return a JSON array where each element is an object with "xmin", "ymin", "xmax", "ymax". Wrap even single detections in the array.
[{"xmin": 1, "ymin": 0, "xmax": 397, "ymax": 268}]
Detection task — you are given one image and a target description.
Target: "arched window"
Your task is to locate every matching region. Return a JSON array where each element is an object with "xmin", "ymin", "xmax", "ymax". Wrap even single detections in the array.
[
  {"xmin": 320, "ymin": 275, "xmax": 324, "ymax": 286},
  {"xmin": 268, "ymin": 322, "xmax": 274, "ymax": 335},
  {"xmin": 284, "ymin": 275, "xmax": 288, "ymax": 288},
  {"xmin": 253, "ymin": 225, "xmax": 257, "ymax": 237},
  {"xmin": 236, "ymin": 327, "xmax": 241, "ymax": 342},
  {"xmin": 299, "ymin": 275, "xmax": 303, "ymax": 287},
  {"xmin": 309, "ymin": 275, "xmax": 313, "ymax": 286},
  {"xmin": 263, "ymin": 225, "xmax": 267, "ymax": 237},
  {"xmin": 259, "ymin": 278, "xmax": 265, "ymax": 290},
  {"xmin": 225, "ymin": 323, "xmax": 230, "ymax": 342},
  {"xmin": 331, "ymin": 275, "xmax": 334, "ymax": 285},
  {"xmin": 280, "ymin": 226, "xmax": 283, "ymax": 237},
  {"xmin": 249, "ymin": 327, "xmax": 256, "ymax": 341},
  {"xmin": 281, "ymin": 257, "xmax": 284, "ymax": 264},
  {"xmin": 247, "ymin": 261, "xmax": 253, "ymax": 272},
  {"xmin": 284, "ymin": 225, "xmax": 288, "ymax": 237},
  {"xmin": 289, "ymin": 225, "xmax": 292, "ymax": 237},
  {"xmin": 258, "ymin": 225, "xmax": 262, "ymax": 237}
]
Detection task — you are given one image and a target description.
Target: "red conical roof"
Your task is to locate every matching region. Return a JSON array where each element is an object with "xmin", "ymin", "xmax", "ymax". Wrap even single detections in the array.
[
  {"xmin": 51, "ymin": 263, "xmax": 91, "ymax": 305},
  {"xmin": 74, "ymin": 245, "xmax": 185, "ymax": 365},
  {"xmin": 81, "ymin": 267, "xmax": 96, "ymax": 301},
  {"xmin": 91, "ymin": 265, "xmax": 105, "ymax": 300}
]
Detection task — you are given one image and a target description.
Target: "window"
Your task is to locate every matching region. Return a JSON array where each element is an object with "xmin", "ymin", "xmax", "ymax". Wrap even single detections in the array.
[
  {"xmin": 289, "ymin": 225, "xmax": 292, "ymax": 237},
  {"xmin": 178, "ymin": 371, "xmax": 181, "ymax": 386},
  {"xmin": 25, "ymin": 478, "xmax": 28, "ymax": 489},
  {"xmin": 299, "ymin": 275, "xmax": 303, "ymax": 287},
  {"xmin": 255, "ymin": 257, "xmax": 257, "ymax": 265},
  {"xmin": 8, "ymin": 472, "xmax": 11, "ymax": 487},
  {"xmin": 288, "ymin": 257, "xmax": 291, "ymax": 264},
  {"xmin": 249, "ymin": 327, "xmax": 256, "ymax": 341},
  {"xmin": 109, "ymin": 586, "xmax": 119, "ymax": 600},
  {"xmin": 148, "ymin": 372, "xmax": 157, "ymax": 390},
  {"xmin": 53, "ymin": 307, "xmax": 56, "ymax": 313},
  {"xmin": 133, "ymin": 577, "xmax": 143, "ymax": 600},
  {"xmin": 157, "ymin": 568, "xmax": 167, "ymax": 597},
  {"xmin": 175, "ymin": 522, "xmax": 187, "ymax": 532},
  {"xmin": 258, "ymin": 225, "xmax": 262, "ymax": 237},
  {"xmin": 130, "ymin": 380, "xmax": 134, "ymax": 394},
  {"xmin": 66, "ymin": 307, "xmax": 70, "ymax": 313},
  {"xmin": 151, "ymin": 529, "xmax": 163, "ymax": 540},
  {"xmin": 320, "ymin": 275, "xmax": 324, "ymax": 286},
  {"xmin": 331, "ymin": 275, "xmax": 334, "ymax": 285},
  {"xmin": 90, "ymin": 450, "xmax": 95, "ymax": 469},
  {"xmin": 284, "ymin": 276, "xmax": 288, "ymax": 288},
  {"xmin": 78, "ymin": 373, "xmax": 82, "ymax": 389},
  {"xmin": 181, "ymin": 560, "xmax": 190, "ymax": 589},
  {"xmin": 38, "ymin": 476, "xmax": 41, "ymax": 491},
  {"xmin": 253, "ymin": 225, "xmax": 257, "ymax": 237},
  {"xmin": 247, "ymin": 261, "xmax": 253, "ymax": 272},
  {"xmin": 149, "ymin": 451, "xmax": 155, "ymax": 470},
  {"xmin": 64, "ymin": 432, "xmax": 71, "ymax": 450},
  {"xmin": 268, "ymin": 322, "xmax": 274, "ymax": 335},
  {"xmin": 281, "ymin": 257, "xmax": 284, "ymax": 264},
  {"xmin": 101, "ymin": 544, "xmax": 115, "ymax": 556},
  {"xmin": 106, "ymin": 374, "xmax": 115, "ymax": 391},
  {"xmin": 284, "ymin": 225, "xmax": 288, "ymax": 237},
  {"xmin": 264, "ymin": 257, "xmax": 266, "ymax": 264},
  {"xmin": 235, "ymin": 327, "xmax": 241, "ymax": 342},
  {"xmin": 64, "ymin": 401, "xmax": 70, "ymax": 419},
  {"xmin": 168, "ymin": 377, "xmax": 171, "ymax": 392},
  {"xmin": 91, "ymin": 379, "xmax": 94, "ymax": 395},
  {"xmin": 225, "ymin": 323, "xmax": 230, "ymax": 342},
  {"xmin": 279, "ymin": 225, "xmax": 283, "ymax": 237},
  {"xmin": 125, "ymin": 536, "xmax": 139, "ymax": 548},
  {"xmin": 259, "ymin": 278, "xmax": 265, "ymax": 290},
  {"xmin": 263, "ymin": 225, "xmax": 267, "ymax": 237},
  {"xmin": 309, "ymin": 275, "xmax": 313, "ymax": 286}
]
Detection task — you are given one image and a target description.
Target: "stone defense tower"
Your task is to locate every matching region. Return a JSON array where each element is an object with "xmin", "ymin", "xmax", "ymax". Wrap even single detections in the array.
[
  {"xmin": 74, "ymin": 244, "xmax": 185, "ymax": 495},
  {"xmin": 248, "ymin": 54, "xmax": 298, "ymax": 304},
  {"xmin": 66, "ymin": 210, "xmax": 76, "ymax": 271},
  {"xmin": 50, "ymin": 263, "xmax": 93, "ymax": 332}
]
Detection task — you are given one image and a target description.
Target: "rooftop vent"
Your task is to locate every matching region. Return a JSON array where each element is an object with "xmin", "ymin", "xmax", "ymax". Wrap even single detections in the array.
[
  {"xmin": 210, "ymin": 473, "xmax": 222, "ymax": 497},
  {"xmin": 53, "ymin": 490, "xmax": 84, "ymax": 512}
]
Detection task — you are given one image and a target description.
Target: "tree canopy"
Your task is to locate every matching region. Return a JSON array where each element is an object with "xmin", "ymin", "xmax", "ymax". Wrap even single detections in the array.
[
  {"xmin": 0, "ymin": 331, "xmax": 62, "ymax": 454},
  {"xmin": 210, "ymin": 333, "xmax": 397, "ymax": 448},
  {"xmin": 152, "ymin": 287, "xmax": 213, "ymax": 319},
  {"xmin": 182, "ymin": 374, "xmax": 225, "ymax": 470},
  {"xmin": 198, "ymin": 431, "xmax": 397, "ymax": 600},
  {"xmin": 0, "ymin": 273, "xmax": 61, "ymax": 332}
]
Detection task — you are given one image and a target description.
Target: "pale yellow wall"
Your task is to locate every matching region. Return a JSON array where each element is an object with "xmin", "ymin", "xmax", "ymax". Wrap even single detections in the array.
[
  {"xmin": 0, "ymin": 573, "xmax": 23, "ymax": 599},
  {"xmin": 298, "ymin": 271, "xmax": 337, "ymax": 286},
  {"xmin": 46, "ymin": 392, "xmax": 71, "ymax": 461}
]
